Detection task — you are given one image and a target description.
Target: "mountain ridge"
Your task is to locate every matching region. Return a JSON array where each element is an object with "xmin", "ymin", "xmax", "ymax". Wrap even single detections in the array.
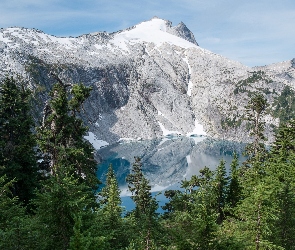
[{"xmin": 0, "ymin": 17, "xmax": 294, "ymax": 148}]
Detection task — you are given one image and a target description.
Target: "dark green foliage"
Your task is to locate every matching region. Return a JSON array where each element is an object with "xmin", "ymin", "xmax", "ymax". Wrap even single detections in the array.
[
  {"xmin": 234, "ymin": 70, "xmax": 272, "ymax": 95},
  {"xmin": 223, "ymin": 94, "xmax": 295, "ymax": 250},
  {"xmin": 69, "ymin": 215, "xmax": 107, "ymax": 250},
  {"xmin": 266, "ymin": 120, "xmax": 295, "ymax": 249},
  {"xmin": 126, "ymin": 157, "xmax": 158, "ymax": 219},
  {"xmin": 33, "ymin": 76, "xmax": 100, "ymax": 250},
  {"xmin": 244, "ymin": 92, "xmax": 267, "ymax": 162},
  {"xmin": 273, "ymin": 86, "xmax": 295, "ymax": 123},
  {"xmin": 187, "ymin": 162, "xmax": 228, "ymax": 225},
  {"xmin": 100, "ymin": 164, "xmax": 122, "ymax": 219},
  {"xmin": 126, "ymin": 157, "xmax": 161, "ymax": 249},
  {"xmin": 1, "ymin": 75, "xmax": 295, "ymax": 250},
  {"xmin": 270, "ymin": 119, "xmax": 295, "ymax": 160},
  {"xmin": 37, "ymin": 79, "xmax": 98, "ymax": 189},
  {"xmin": 163, "ymin": 189, "xmax": 189, "ymax": 214},
  {"xmin": 230, "ymin": 93, "xmax": 278, "ymax": 249},
  {"xmin": 214, "ymin": 160, "xmax": 228, "ymax": 224},
  {"xmin": 98, "ymin": 164, "xmax": 130, "ymax": 249},
  {"xmin": 0, "ymin": 76, "xmax": 39, "ymax": 206},
  {"xmin": 33, "ymin": 172, "xmax": 100, "ymax": 250},
  {"xmin": 0, "ymin": 176, "xmax": 40, "ymax": 250},
  {"xmin": 163, "ymin": 162, "xmax": 231, "ymax": 249},
  {"xmin": 226, "ymin": 153, "xmax": 241, "ymax": 210}
]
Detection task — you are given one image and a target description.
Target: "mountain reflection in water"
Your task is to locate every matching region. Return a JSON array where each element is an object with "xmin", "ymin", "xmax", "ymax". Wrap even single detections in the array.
[{"xmin": 96, "ymin": 136, "xmax": 246, "ymax": 196}]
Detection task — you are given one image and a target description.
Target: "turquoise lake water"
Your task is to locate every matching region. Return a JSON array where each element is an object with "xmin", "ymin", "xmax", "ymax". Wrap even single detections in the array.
[{"xmin": 96, "ymin": 136, "xmax": 246, "ymax": 212}]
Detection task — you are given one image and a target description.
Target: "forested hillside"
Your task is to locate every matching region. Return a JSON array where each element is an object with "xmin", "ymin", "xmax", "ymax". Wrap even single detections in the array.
[{"xmin": 1, "ymin": 76, "xmax": 295, "ymax": 249}]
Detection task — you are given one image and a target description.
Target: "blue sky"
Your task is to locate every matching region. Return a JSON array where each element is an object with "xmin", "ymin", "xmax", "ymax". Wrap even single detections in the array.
[{"xmin": 0, "ymin": 0, "xmax": 294, "ymax": 67}]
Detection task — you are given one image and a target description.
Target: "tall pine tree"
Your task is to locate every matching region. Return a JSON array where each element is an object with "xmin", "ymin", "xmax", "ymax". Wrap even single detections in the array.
[
  {"xmin": 34, "ymin": 75, "xmax": 101, "ymax": 250},
  {"xmin": 36, "ymin": 75, "xmax": 98, "ymax": 189},
  {"xmin": 225, "ymin": 93, "xmax": 280, "ymax": 249},
  {"xmin": 244, "ymin": 92, "xmax": 268, "ymax": 162},
  {"xmin": 266, "ymin": 119, "xmax": 295, "ymax": 249},
  {"xmin": 126, "ymin": 157, "xmax": 160, "ymax": 249},
  {"xmin": 98, "ymin": 164, "xmax": 128, "ymax": 249},
  {"xmin": 0, "ymin": 76, "xmax": 39, "ymax": 206}
]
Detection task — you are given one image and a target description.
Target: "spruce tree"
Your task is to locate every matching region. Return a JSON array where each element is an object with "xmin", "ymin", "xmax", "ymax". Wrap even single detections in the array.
[
  {"xmin": 69, "ymin": 215, "xmax": 107, "ymax": 250},
  {"xmin": 266, "ymin": 120, "xmax": 295, "ymax": 249},
  {"xmin": 36, "ymin": 77, "xmax": 98, "ymax": 189},
  {"xmin": 34, "ymin": 75, "xmax": 101, "ymax": 250},
  {"xmin": 227, "ymin": 93, "xmax": 281, "ymax": 249},
  {"xmin": 163, "ymin": 167, "xmax": 220, "ymax": 249},
  {"xmin": 226, "ymin": 153, "xmax": 241, "ymax": 212},
  {"xmin": 244, "ymin": 92, "xmax": 268, "ymax": 162},
  {"xmin": 0, "ymin": 176, "xmax": 40, "ymax": 250},
  {"xmin": 34, "ymin": 172, "xmax": 101, "ymax": 250},
  {"xmin": 0, "ymin": 76, "xmax": 39, "ymax": 206},
  {"xmin": 126, "ymin": 157, "xmax": 159, "ymax": 249},
  {"xmin": 214, "ymin": 159, "xmax": 228, "ymax": 224},
  {"xmin": 100, "ymin": 164, "xmax": 122, "ymax": 221},
  {"xmin": 98, "ymin": 164, "xmax": 128, "ymax": 249},
  {"xmin": 126, "ymin": 157, "xmax": 158, "ymax": 219}
]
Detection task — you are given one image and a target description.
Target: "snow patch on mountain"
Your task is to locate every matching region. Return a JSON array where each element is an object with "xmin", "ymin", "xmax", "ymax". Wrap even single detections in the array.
[
  {"xmin": 84, "ymin": 132, "xmax": 109, "ymax": 150},
  {"xmin": 111, "ymin": 18, "xmax": 198, "ymax": 51},
  {"xmin": 158, "ymin": 121, "xmax": 182, "ymax": 136},
  {"xmin": 183, "ymin": 53, "xmax": 193, "ymax": 96},
  {"xmin": 187, "ymin": 120, "xmax": 207, "ymax": 136},
  {"xmin": 0, "ymin": 17, "xmax": 294, "ymax": 145}
]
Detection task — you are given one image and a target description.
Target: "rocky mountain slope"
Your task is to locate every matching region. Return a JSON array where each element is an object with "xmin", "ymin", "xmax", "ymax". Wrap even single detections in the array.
[{"xmin": 0, "ymin": 17, "xmax": 294, "ymax": 147}]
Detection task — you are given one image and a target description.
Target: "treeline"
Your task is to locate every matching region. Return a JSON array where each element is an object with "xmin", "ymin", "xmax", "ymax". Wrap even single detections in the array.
[{"xmin": 1, "ymin": 76, "xmax": 295, "ymax": 249}]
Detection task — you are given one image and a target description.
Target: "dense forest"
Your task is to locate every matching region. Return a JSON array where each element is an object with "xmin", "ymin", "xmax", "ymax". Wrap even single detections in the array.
[{"xmin": 1, "ymin": 76, "xmax": 295, "ymax": 250}]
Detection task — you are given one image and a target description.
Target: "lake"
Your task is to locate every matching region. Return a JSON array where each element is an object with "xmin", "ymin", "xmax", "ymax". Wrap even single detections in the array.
[{"xmin": 96, "ymin": 136, "xmax": 246, "ymax": 211}]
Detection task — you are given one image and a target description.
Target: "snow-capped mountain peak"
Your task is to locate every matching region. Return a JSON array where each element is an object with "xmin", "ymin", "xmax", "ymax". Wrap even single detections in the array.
[
  {"xmin": 0, "ymin": 17, "xmax": 294, "ymax": 146},
  {"xmin": 111, "ymin": 17, "xmax": 198, "ymax": 51}
]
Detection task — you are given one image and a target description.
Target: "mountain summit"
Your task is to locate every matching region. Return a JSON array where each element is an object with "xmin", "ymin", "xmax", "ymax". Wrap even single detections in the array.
[
  {"xmin": 0, "ymin": 18, "xmax": 294, "ymax": 147},
  {"xmin": 166, "ymin": 20, "xmax": 198, "ymax": 45},
  {"xmin": 112, "ymin": 17, "xmax": 198, "ymax": 49}
]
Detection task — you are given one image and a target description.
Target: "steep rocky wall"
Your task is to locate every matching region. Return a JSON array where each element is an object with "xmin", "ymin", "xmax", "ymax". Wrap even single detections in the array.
[{"xmin": 0, "ymin": 20, "xmax": 294, "ymax": 146}]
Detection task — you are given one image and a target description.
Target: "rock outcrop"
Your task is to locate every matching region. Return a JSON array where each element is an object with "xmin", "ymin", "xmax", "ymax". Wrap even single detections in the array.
[{"xmin": 0, "ymin": 17, "xmax": 294, "ymax": 147}]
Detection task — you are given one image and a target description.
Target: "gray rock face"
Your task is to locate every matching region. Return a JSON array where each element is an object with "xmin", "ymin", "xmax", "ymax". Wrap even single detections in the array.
[
  {"xmin": 0, "ymin": 18, "xmax": 294, "ymax": 147},
  {"xmin": 166, "ymin": 20, "xmax": 198, "ymax": 45}
]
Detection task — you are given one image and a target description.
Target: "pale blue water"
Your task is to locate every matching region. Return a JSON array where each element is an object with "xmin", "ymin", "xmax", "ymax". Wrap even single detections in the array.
[{"xmin": 96, "ymin": 136, "xmax": 245, "ymax": 213}]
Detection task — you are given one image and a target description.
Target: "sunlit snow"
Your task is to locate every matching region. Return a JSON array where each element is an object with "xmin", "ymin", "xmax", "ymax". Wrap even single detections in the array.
[
  {"xmin": 158, "ymin": 121, "xmax": 182, "ymax": 136},
  {"xmin": 186, "ymin": 119, "xmax": 207, "ymax": 136},
  {"xmin": 111, "ymin": 18, "xmax": 198, "ymax": 51},
  {"xmin": 84, "ymin": 132, "xmax": 109, "ymax": 150},
  {"xmin": 183, "ymin": 54, "xmax": 193, "ymax": 96}
]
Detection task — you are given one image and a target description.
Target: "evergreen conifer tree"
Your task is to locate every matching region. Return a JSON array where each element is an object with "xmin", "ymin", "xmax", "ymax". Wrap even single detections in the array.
[
  {"xmin": 228, "ymin": 93, "xmax": 280, "ymax": 249},
  {"xmin": 36, "ymin": 77, "xmax": 98, "ymax": 189},
  {"xmin": 100, "ymin": 164, "xmax": 122, "ymax": 221},
  {"xmin": 34, "ymin": 75, "xmax": 101, "ymax": 250},
  {"xmin": 226, "ymin": 153, "xmax": 241, "ymax": 212},
  {"xmin": 126, "ymin": 157, "xmax": 159, "ymax": 249},
  {"xmin": 163, "ymin": 166, "xmax": 221, "ymax": 249},
  {"xmin": 214, "ymin": 159, "xmax": 228, "ymax": 224},
  {"xmin": 266, "ymin": 120, "xmax": 295, "ymax": 249},
  {"xmin": 0, "ymin": 176, "xmax": 40, "ymax": 249},
  {"xmin": 98, "ymin": 164, "xmax": 129, "ymax": 249},
  {"xmin": 34, "ymin": 172, "xmax": 101, "ymax": 250},
  {"xmin": 0, "ymin": 76, "xmax": 39, "ymax": 206},
  {"xmin": 69, "ymin": 215, "xmax": 107, "ymax": 250},
  {"xmin": 126, "ymin": 157, "xmax": 158, "ymax": 219},
  {"xmin": 244, "ymin": 92, "xmax": 268, "ymax": 162}
]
